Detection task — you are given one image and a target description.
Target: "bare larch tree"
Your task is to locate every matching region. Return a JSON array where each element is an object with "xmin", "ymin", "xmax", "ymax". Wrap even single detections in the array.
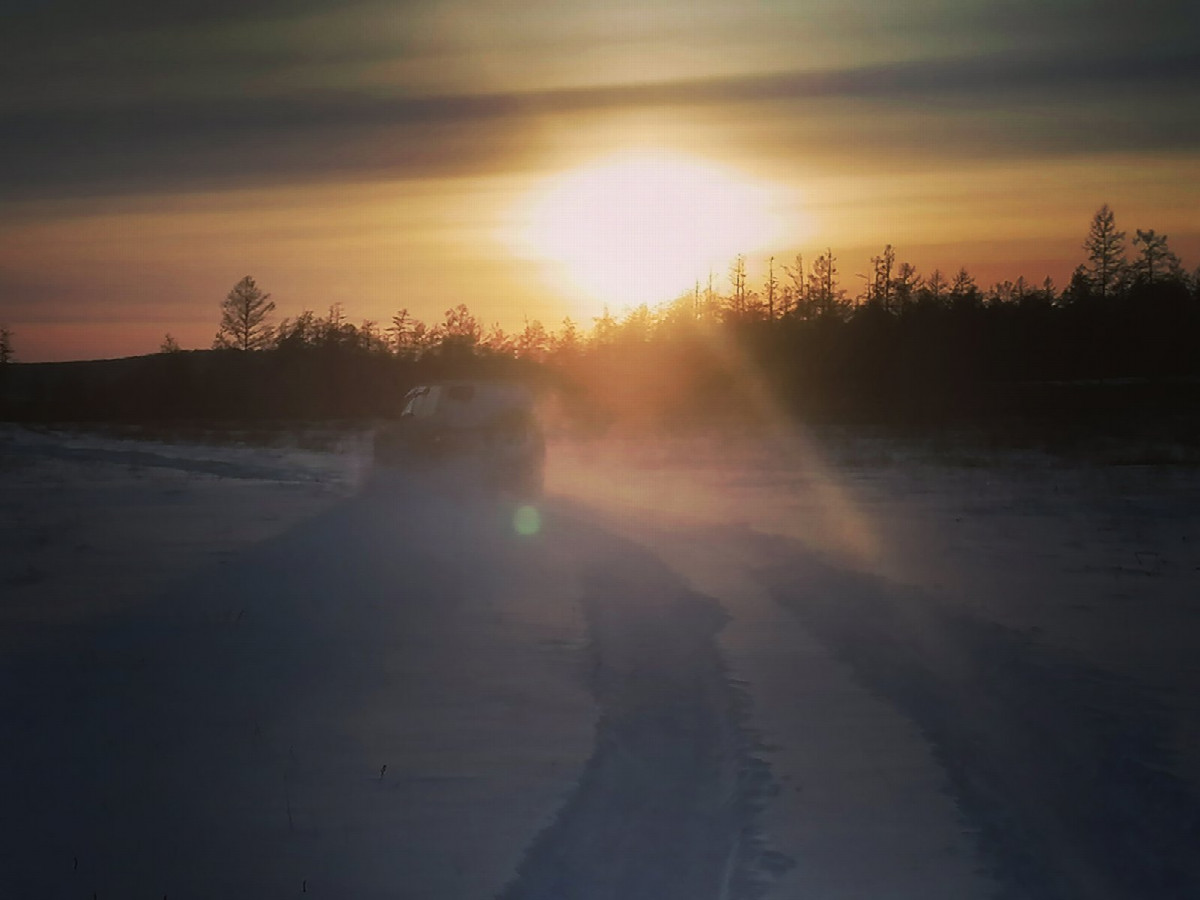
[
  {"xmin": 1083, "ymin": 204, "xmax": 1126, "ymax": 301},
  {"xmin": 214, "ymin": 276, "xmax": 275, "ymax": 351}
]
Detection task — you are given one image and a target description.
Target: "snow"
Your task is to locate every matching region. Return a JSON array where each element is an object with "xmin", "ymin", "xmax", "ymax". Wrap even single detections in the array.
[
  {"xmin": 0, "ymin": 425, "xmax": 364, "ymax": 651},
  {"xmin": 548, "ymin": 432, "xmax": 1200, "ymax": 898},
  {"xmin": 1, "ymin": 426, "xmax": 594, "ymax": 898},
  {"xmin": 3, "ymin": 423, "xmax": 1200, "ymax": 898}
]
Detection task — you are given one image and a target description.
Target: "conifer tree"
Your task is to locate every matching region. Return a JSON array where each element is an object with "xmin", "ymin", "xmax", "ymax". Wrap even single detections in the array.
[
  {"xmin": 1083, "ymin": 204, "xmax": 1126, "ymax": 301},
  {"xmin": 214, "ymin": 276, "xmax": 275, "ymax": 350}
]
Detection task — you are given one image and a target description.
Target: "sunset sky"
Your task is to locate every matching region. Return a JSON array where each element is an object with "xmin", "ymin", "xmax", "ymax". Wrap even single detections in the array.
[{"xmin": 2, "ymin": 0, "xmax": 1198, "ymax": 361}]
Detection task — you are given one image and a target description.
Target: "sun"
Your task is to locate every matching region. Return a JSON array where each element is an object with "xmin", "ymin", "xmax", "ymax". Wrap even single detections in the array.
[{"xmin": 515, "ymin": 150, "xmax": 786, "ymax": 315}]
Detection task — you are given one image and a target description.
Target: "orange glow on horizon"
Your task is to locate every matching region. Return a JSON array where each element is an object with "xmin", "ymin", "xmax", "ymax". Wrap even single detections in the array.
[{"xmin": 2, "ymin": 147, "xmax": 1197, "ymax": 361}]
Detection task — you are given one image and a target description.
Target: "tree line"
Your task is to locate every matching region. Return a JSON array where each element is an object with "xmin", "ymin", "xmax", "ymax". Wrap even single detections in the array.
[
  {"xmin": 4, "ymin": 205, "xmax": 1199, "ymax": 431},
  {"xmin": 203, "ymin": 203, "xmax": 1196, "ymax": 353}
]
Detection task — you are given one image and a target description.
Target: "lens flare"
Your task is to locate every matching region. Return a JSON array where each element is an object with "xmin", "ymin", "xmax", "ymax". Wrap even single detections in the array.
[{"xmin": 513, "ymin": 504, "xmax": 542, "ymax": 536}]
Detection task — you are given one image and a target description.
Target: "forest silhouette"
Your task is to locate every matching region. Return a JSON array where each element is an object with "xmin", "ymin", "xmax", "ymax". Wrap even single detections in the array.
[{"xmin": 2, "ymin": 206, "xmax": 1198, "ymax": 441}]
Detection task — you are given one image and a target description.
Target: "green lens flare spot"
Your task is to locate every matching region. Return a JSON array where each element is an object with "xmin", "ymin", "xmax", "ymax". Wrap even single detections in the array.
[{"xmin": 513, "ymin": 505, "xmax": 541, "ymax": 536}]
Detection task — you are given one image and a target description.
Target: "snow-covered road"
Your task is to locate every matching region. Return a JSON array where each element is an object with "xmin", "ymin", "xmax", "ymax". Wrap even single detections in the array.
[{"xmin": 3, "ymin": 426, "xmax": 1200, "ymax": 898}]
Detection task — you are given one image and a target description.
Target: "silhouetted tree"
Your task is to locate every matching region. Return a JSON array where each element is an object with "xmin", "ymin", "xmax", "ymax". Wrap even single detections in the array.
[
  {"xmin": 389, "ymin": 309, "xmax": 413, "ymax": 354},
  {"xmin": 1083, "ymin": 204, "xmax": 1126, "ymax": 301},
  {"xmin": 785, "ymin": 253, "xmax": 810, "ymax": 319},
  {"xmin": 1063, "ymin": 265, "xmax": 1093, "ymax": 305},
  {"xmin": 656, "ymin": 290, "xmax": 698, "ymax": 335},
  {"xmin": 949, "ymin": 267, "xmax": 981, "ymax": 309},
  {"xmin": 309, "ymin": 304, "xmax": 357, "ymax": 352},
  {"xmin": 389, "ymin": 308, "xmax": 435, "ymax": 359},
  {"xmin": 442, "ymin": 304, "xmax": 480, "ymax": 342},
  {"xmin": 893, "ymin": 261, "xmax": 921, "ymax": 310},
  {"xmin": 274, "ymin": 309, "xmax": 319, "ymax": 352},
  {"xmin": 0, "ymin": 325, "xmax": 13, "ymax": 364},
  {"xmin": 357, "ymin": 320, "xmax": 389, "ymax": 354},
  {"xmin": 1132, "ymin": 228, "xmax": 1182, "ymax": 285},
  {"xmin": 1020, "ymin": 276, "xmax": 1057, "ymax": 310},
  {"xmin": 482, "ymin": 322, "xmax": 514, "ymax": 356},
  {"xmin": 437, "ymin": 303, "xmax": 481, "ymax": 360},
  {"xmin": 763, "ymin": 256, "xmax": 779, "ymax": 320},
  {"xmin": 552, "ymin": 317, "xmax": 581, "ymax": 358},
  {"xmin": 727, "ymin": 254, "xmax": 749, "ymax": 318},
  {"xmin": 159, "ymin": 333, "xmax": 181, "ymax": 353},
  {"xmin": 703, "ymin": 271, "xmax": 718, "ymax": 321},
  {"xmin": 988, "ymin": 280, "xmax": 1017, "ymax": 306},
  {"xmin": 866, "ymin": 245, "xmax": 896, "ymax": 310},
  {"xmin": 620, "ymin": 304, "xmax": 653, "ymax": 342},
  {"xmin": 592, "ymin": 306, "xmax": 618, "ymax": 345},
  {"xmin": 214, "ymin": 276, "xmax": 275, "ymax": 351},
  {"xmin": 517, "ymin": 318, "xmax": 550, "ymax": 361},
  {"xmin": 808, "ymin": 249, "xmax": 846, "ymax": 318},
  {"xmin": 920, "ymin": 269, "xmax": 947, "ymax": 307},
  {"xmin": 409, "ymin": 320, "xmax": 435, "ymax": 355}
]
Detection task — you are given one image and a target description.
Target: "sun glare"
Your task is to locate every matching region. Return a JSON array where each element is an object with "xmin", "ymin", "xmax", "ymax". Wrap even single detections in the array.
[{"xmin": 517, "ymin": 150, "xmax": 787, "ymax": 314}]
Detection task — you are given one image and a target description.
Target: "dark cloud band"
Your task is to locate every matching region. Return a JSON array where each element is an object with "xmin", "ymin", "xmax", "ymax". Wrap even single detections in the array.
[{"xmin": 2, "ymin": 47, "xmax": 1197, "ymax": 200}]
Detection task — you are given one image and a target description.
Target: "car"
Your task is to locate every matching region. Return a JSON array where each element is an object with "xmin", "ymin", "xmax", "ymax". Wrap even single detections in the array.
[{"xmin": 374, "ymin": 379, "xmax": 545, "ymax": 496}]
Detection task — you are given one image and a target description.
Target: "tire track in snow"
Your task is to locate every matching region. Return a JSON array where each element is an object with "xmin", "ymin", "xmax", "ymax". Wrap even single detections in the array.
[
  {"xmin": 499, "ymin": 536, "xmax": 784, "ymax": 900},
  {"xmin": 761, "ymin": 540, "xmax": 1200, "ymax": 900}
]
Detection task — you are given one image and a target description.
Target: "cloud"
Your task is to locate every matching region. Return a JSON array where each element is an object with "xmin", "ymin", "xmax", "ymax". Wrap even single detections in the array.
[
  {"xmin": 1, "ymin": 0, "xmax": 1197, "ymax": 202},
  {"xmin": 1, "ymin": 0, "xmax": 378, "ymax": 34},
  {"xmin": 3, "ymin": 45, "xmax": 1198, "ymax": 203},
  {"xmin": 7, "ymin": 0, "xmax": 1196, "ymax": 112}
]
